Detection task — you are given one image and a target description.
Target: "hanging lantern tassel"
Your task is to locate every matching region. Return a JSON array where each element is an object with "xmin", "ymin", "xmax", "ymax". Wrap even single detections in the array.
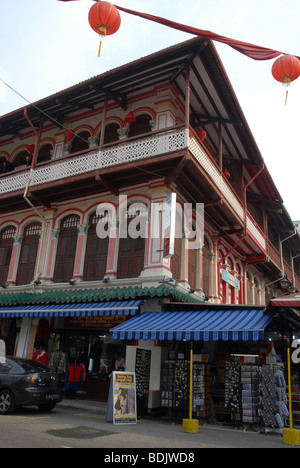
[
  {"xmin": 283, "ymin": 82, "xmax": 290, "ymax": 106},
  {"xmin": 98, "ymin": 27, "xmax": 107, "ymax": 57}
]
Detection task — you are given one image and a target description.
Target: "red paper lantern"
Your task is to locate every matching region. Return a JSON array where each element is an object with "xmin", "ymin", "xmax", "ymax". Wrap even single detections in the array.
[
  {"xmin": 222, "ymin": 169, "xmax": 231, "ymax": 179},
  {"xmin": 196, "ymin": 129, "xmax": 207, "ymax": 141},
  {"xmin": 88, "ymin": 1, "xmax": 121, "ymax": 56},
  {"xmin": 124, "ymin": 111, "xmax": 136, "ymax": 124},
  {"xmin": 272, "ymin": 55, "xmax": 300, "ymax": 104},
  {"xmin": 25, "ymin": 145, "xmax": 35, "ymax": 154}
]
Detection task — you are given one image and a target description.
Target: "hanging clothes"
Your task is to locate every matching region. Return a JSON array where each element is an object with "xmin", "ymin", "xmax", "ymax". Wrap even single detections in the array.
[
  {"xmin": 80, "ymin": 363, "xmax": 86, "ymax": 382},
  {"xmin": 32, "ymin": 349, "xmax": 49, "ymax": 365},
  {"xmin": 65, "ymin": 364, "xmax": 83, "ymax": 393},
  {"xmin": 49, "ymin": 350, "xmax": 69, "ymax": 375}
]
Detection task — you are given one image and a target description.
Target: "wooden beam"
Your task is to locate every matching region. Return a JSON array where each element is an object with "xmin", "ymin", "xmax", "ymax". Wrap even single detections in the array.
[
  {"xmin": 165, "ymin": 154, "xmax": 190, "ymax": 184},
  {"xmin": 95, "ymin": 173, "xmax": 119, "ymax": 196},
  {"xmin": 27, "ymin": 190, "xmax": 51, "ymax": 209}
]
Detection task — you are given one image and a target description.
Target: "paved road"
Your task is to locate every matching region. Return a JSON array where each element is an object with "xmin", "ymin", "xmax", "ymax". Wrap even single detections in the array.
[{"xmin": 0, "ymin": 404, "xmax": 298, "ymax": 451}]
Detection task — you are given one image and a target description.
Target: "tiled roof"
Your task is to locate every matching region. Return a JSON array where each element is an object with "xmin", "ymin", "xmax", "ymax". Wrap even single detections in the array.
[{"xmin": 0, "ymin": 285, "xmax": 201, "ymax": 306}]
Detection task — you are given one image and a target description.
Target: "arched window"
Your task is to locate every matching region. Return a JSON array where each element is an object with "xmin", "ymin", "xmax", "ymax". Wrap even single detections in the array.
[
  {"xmin": 53, "ymin": 215, "xmax": 80, "ymax": 283},
  {"xmin": 0, "ymin": 157, "xmax": 14, "ymax": 174},
  {"xmin": 128, "ymin": 114, "xmax": 152, "ymax": 138},
  {"xmin": 0, "ymin": 226, "xmax": 16, "ymax": 286},
  {"xmin": 236, "ymin": 263, "xmax": 243, "ymax": 304},
  {"xmin": 70, "ymin": 131, "xmax": 90, "ymax": 154},
  {"xmin": 188, "ymin": 223, "xmax": 197, "ymax": 291},
  {"xmin": 246, "ymin": 272, "xmax": 253, "ymax": 305},
  {"xmin": 16, "ymin": 223, "xmax": 41, "ymax": 285},
  {"xmin": 254, "ymin": 277, "xmax": 260, "ymax": 305},
  {"xmin": 37, "ymin": 143, "xmax": 52, "ymax": 164},
  {"xmin": 13, "ymin": 150, "xmax": 30, "ymax": 169},
  {"xmin": 104, "ymin": 123, "xmax": 119, "ymax": 144},
  {"xmin": 227, "ymin": 258, "xmax": 235, "ymax": 305},
  {"xmin": 83, "ymin": 212, "xmax": 109, "ymax": 281},
  {"xmin": 202, "ymin": 237, "xmax": 211, "ymax": 299},
  {"xmin": 117, "ymin": 203, "xmax": 146, "ymax": 279}
]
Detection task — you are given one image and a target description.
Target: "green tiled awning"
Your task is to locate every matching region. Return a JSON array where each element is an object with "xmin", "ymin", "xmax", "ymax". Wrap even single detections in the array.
[{"xmin": 0, "ymin": 285, "xmax": 200, "ymax": 307}]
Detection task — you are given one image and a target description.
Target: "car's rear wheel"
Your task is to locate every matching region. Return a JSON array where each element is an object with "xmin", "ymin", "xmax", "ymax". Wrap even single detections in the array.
[{"xmin": 0, "ymin": 389, "xmax": 15, "ymax": 415}]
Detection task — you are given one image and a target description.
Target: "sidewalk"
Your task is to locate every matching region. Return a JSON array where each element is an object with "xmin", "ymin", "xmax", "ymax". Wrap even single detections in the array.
[
  {"xmin": 57, "ymin": 396, "xmax": 108, "ymax": 415},
  {"xmin": 56, "ymin": 396, "xmax": 292, "ymax": 448}
]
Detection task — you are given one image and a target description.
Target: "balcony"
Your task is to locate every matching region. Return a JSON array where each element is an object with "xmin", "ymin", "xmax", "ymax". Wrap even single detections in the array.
[
  {"xmin": 0, "ymin": 128, "xmax": 187, "ymax": 196},
  {"xmin": 0, "ymin": 126, "xmax": 266, "ymax": 255}
]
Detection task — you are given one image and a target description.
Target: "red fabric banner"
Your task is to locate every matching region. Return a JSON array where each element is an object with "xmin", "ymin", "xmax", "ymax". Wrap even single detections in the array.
[
  {"xmin": 115, "ymin": 5, "xmax": 282, "ymax": 61},
  {"xmin": 57, "ymin": 1, "xmax": 299, "ymax": 61}
]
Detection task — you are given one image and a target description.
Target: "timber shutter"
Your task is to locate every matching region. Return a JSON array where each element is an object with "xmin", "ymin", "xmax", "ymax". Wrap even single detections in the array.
[
  {"xmin": 53, "ymin": 215, "xmax": 79, "ymax": 283},
  {"xmin": 16, "ymin": 223, "xmax": 41, "ymax": 286},
  {"xmin": 83, "ymin": 213, "xmax": 109, "ymax": 281},
  {"xmin": 0, "ymin": 226, "xmax": 16, "ymax": 286}
]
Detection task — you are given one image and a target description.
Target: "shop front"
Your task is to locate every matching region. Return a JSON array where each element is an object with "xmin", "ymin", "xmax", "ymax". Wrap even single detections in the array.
[
  {"xmin": 111, "ymin": 305, "xmax": 300, "ymax": 428},
  {"xmin": 0, "ymin": 300, "xmax": 143, "ymax": 399}
]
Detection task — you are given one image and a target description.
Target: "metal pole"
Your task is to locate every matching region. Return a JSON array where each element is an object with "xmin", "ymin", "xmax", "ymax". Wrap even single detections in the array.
[
  {"xmin": 189, "ymin": 342, "xmax": 193, "ymax": 420},
  {"xmin": 287, "ymin": 348, "xmax": 293, "ymax": 430}
]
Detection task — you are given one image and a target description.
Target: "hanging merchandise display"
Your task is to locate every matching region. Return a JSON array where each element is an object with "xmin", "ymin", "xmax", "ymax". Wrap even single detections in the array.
[
  {"xmin": 161, "ymin": 359, "xmax": 210, "ymax": 419},
  {"xmin": 241, "ymin": 365, "xmax": 260, "ymax": 425},
  {"xmin": 225, "ymin": 361, "xmax": 241, "ymax": 422},
  {"xmin": 260, "ymin": 365, "xmax": 289, "ymax": 431},
  {"xmin": 192, "ymin": 362, "xmax": 210, "ymax": 418},
  {"xmin": 135, "ymin": 349, "xmax": 151, "ymax": 399}
]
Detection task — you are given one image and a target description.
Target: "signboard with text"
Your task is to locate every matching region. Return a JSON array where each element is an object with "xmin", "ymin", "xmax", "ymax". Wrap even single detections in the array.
[
  {"xmin": 222, "ymin": 269, "xmax": 240, "ymax": 291},
  {"xmin": 65, "ymin": 314, "xmax": 132, "ymax": 329},
  {"xmin": 107, "ymin": 372, "xmax": 137, "ymax": 425}
]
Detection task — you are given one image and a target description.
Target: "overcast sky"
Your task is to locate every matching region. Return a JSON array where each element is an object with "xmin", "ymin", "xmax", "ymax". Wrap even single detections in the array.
[{"xmin": 0, "ymin": 0, "xmax": 299, "ymax": 221}]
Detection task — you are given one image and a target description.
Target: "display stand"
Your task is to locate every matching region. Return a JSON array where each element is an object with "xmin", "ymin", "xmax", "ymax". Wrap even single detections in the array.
[
  {"xmin": 241, "ymin": 364, "xmax": 259, "ymax": 425},
  {"xmin": 260, "ymin": 364, "xmax": 289, "ymax": 435},
  {"xmin": 225, "ymin": 361, "xmax": 241, "ymax": 423},
  {"xmin": 161, "ymin": 356, "xmax": 210, "ymax": 423}
]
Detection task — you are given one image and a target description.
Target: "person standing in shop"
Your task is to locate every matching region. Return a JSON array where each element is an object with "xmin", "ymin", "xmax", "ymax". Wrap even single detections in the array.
[{"xmin": 114, "ymin": 352, "xmax": 125, "ymax": 371}]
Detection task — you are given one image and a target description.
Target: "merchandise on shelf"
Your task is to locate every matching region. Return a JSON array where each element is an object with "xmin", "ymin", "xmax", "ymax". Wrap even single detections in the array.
[
  {"xmin": 160, "ymin": 359, "xmax": 210, "ymax": 419},
  {"xmin": 135, "ymin": 349, "xmax": 151, "ymax": 398},
  {"xmin": 259, "ymin": 365, "xmax": 289, "ymax": 429},
  {"xmin": 241, "ymin": 365, "xmax": 260, "ymax": 424},
  {"xmin": 225, "ymin": 361, "xmax": 241, "ymax": 421}
]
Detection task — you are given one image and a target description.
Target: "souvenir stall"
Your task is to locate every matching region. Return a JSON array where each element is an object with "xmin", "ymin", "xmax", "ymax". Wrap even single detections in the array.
[{"xmin": 111, "ymin": 305, "xmax": 300, "ymax": 429}]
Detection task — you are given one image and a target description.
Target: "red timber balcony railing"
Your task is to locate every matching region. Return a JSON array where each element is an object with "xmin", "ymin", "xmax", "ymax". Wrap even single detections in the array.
[
  {"xmin": 188, "ymin": 128, "xmax": 266, "ymax": 253},
  {"xmin": 0, "ymin": 125, "xmax": 265, "ymax": 254},
  {"xmin": 267, "ymin": 239, "xmax": 300, "ymax": 290}
]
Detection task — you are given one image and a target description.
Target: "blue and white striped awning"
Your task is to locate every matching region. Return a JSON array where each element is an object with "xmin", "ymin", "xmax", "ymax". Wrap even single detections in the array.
[
  {"xmin": 0, "ymin": 300, "xmax": 143, "ymax": 318},
  {"xmin": 111, "ymin": 308, "xmax": 272, "ymax": 342}
]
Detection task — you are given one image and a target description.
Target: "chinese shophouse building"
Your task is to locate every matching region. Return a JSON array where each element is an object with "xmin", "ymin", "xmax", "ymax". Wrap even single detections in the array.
[{"xmin": 0, "ymin": 37, "xmax": 300, "ymax": 423}]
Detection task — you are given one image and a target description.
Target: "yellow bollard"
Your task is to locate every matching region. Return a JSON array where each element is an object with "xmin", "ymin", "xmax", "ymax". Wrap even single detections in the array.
[
  {"xmin": 283, "ymin": 428, "xmax": 300, "ymax": 446},
  {"xmin": 182, "ymin": 418, "xmax": 199, "ymax": 433},
  {"xmin": 182, "ymin": 345, "xmax": 199, "ymax": 434}
]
